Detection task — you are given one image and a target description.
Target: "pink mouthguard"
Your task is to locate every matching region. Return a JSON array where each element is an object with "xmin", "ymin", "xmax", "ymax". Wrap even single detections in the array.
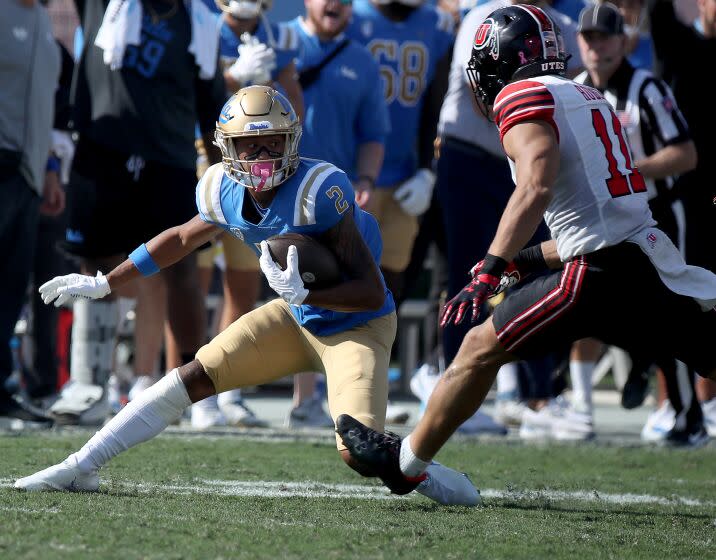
[{"xmin": 250, "ymin": 161, "xmax": 274, "ymax": 191}]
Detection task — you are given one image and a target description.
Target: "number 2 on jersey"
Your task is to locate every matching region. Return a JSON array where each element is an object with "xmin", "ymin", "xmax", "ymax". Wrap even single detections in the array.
[{"xmin": 591, "ymin": 108, "xmax": 646, "ymax": 198}]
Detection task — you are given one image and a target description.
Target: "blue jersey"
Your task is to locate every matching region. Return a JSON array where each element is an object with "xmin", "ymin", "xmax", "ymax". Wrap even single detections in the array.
[
  {"xmin": 347, "ymin": 1, "xmax": 454, "ymax": 186},
  {"xmin": 218, "ymin": 16, "xmax": 300, "ymax": 84},
  {"xmin": 287, "ymin": 17, "xmax": 390, "ymax": 178},
  {"xmin": 196, "ymin": 159, "xmax": 395, "ymax": 335}
]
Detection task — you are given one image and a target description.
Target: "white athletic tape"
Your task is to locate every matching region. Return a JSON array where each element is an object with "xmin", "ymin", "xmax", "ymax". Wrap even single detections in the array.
[{"xmin": 69, "ymin": 299, "xmax": 118, "ymax": 386}]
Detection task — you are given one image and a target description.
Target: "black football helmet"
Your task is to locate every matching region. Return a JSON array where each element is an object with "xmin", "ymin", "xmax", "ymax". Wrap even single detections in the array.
[{"xmin": 466, "ymin": 4, "xmax": 568, "ymax": 116}]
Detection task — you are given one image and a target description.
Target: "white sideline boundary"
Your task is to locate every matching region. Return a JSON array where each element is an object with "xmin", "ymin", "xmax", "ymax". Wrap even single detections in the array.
[{"xmin": 2, "ymin": 478, "xmax": 713, "ymax": 507}]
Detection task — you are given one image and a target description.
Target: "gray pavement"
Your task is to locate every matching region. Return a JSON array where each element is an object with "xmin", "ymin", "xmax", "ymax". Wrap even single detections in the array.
[{"xmin": 162, "ymin": 389, "xmax": 660, "ymax": 446}]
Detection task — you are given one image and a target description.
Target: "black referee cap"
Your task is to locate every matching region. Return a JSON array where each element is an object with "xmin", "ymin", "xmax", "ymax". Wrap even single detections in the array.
[{"xmin": 577, "ymin": 2, "xmax": 625, "ymax": 35}]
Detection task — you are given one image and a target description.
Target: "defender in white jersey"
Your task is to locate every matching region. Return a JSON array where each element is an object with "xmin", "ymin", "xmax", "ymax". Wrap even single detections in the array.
[{"xmin": 334, "ymin": 4, "xmax": 716, "ymax": 496}]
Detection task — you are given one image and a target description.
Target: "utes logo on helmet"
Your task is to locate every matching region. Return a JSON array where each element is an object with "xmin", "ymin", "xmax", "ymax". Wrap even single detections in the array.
[{"xmin": 474, "ymin": 19, "xmax": 499, "ymax": 60}]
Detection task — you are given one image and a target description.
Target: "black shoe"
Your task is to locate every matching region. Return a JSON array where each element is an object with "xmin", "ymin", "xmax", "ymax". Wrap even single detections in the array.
[
  {"xmin": 0, "ymin": 394, "xmax": 53, "ymax": 424},
  {"xmin": 621, "ymin": 370, "xmax": 650, "ymax": 410},
  {"xmin": 662, "ymin": 424, "xmax": 710, "ymax": 448},
  {"xmin": 336, "ymin": 414, "xmax": 425, "ymax": 495}
]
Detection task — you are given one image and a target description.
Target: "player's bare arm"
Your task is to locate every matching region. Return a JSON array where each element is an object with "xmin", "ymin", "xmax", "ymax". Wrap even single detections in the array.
[
  {"xmin": 487, "ymin": 120, "xmax": 559, "ymax": 262},
  {"xmin": 633, "ymin": 140, "xmax": 697, "ymax": 179},
  {"xmin": 353, "ymin": 142, "xmax": 383, "ymax": 209},
  {"xmin": 539, "ymin": 239, "xmax": 562, "ymax": 269},
  {"xmin": 39, "ymin": 215, "xmax": 223, "ymax": 307},
  {"xmin": 106, "ymin": 215, "xmax": 223, "ymax": 291},
  {"xmin": 303, "ymin": 210, "xmax": 386, "ymax": 312}
]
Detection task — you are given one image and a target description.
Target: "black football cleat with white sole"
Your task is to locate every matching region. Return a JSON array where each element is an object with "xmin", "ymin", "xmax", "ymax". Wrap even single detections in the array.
[{"xmin": 336, "ymin": 414, "xmax": 426, "ymax": 495}]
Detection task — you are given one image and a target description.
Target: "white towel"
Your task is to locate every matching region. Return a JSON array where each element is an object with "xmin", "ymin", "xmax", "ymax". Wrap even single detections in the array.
[
  {"xmin": 94, "ymin": 0, "xmax": 142, "ymax": 70},
  {"xmin": 629, "ymin": 227, "xmax": 716, "ymax": 311},
  {"xmin": 94, "ymin": 0, "xmax": 219, "ymax": 79},
  {"xmin": 187, "ymin": 0, "xmax": 220, "ymax": 79}
]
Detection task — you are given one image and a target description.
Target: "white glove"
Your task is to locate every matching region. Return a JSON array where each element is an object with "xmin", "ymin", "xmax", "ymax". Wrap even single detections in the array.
[
  {"xmin": 228, "ymin": 33, "xmax": 276, "ymax": 86},
  {"xmin": 51, "ymin": 129, "xmax": 75, "ymax": 184},
  {"xmin": 39, "ymin": 271, "xmax": 111, "ymax": 308},
  {"xmin": 259, "ymin": 241, "xmax": 309, "ymax": 305},
  {"xmin": 393, "ymin": 168, "xmax": 436, "ymax": 217}
]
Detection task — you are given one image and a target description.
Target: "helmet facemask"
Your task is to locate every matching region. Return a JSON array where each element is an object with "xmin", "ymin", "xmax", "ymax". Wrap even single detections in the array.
[
  {"xmin": 466, "ymin": 52, "xmax": 504, "ymax": 120},
  {"xmin": 215, "ymin": 129, "xmax": 301, "ymax": 192}
]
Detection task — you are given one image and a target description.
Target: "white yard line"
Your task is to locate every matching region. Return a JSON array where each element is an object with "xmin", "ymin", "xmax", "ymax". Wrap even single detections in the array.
[{"xmin": 1, "ymin": 478, "xmax": 713, "ymax": 507}]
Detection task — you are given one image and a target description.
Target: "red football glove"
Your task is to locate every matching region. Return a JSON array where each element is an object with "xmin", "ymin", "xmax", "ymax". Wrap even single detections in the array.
[{"xmin": 440, "ymin": 255, "xmax": 508, "ymax": 327}]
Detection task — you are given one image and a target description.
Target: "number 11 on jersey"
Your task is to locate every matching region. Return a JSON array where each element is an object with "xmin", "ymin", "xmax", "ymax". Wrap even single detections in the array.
[{"xmin": 591, "ymin": 107, "xmax": 647, "ymax": 198}]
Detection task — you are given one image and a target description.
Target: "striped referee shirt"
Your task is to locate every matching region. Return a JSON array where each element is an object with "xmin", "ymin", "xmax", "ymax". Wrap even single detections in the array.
[{"xmin": 575, "ymin": 60, "xmax": 691, "ymax": 201}]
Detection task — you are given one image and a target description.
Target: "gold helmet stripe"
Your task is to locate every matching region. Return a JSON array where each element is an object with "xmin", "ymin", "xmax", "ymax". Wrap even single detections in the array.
[{"xmin": 294, "ymin": 162, "xmax": 341, "ymax": 226}]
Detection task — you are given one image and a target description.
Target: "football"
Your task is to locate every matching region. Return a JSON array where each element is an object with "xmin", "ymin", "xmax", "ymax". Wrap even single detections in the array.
[{"xmin": 266, "ymin": 232, "xmax": 342, "ymax": 289}]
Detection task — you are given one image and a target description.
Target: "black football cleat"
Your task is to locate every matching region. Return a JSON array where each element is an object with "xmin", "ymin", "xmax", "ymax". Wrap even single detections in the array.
[{"xmin": 336, "ymin": 414, "xmax": 426, "ymax": 495}]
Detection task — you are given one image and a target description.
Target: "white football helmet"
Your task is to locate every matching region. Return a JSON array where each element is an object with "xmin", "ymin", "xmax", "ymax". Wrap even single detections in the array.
[
  {"xmin": 214, "ymin": 0, "xmax": 272, "ymax": 19},
  {"xmin": 372, "ymin": 0, "xmax": 425, "ymax": 6},
  {"xmin": 214, "ymin": 86, "xmax": 301, "ymax": 191}
]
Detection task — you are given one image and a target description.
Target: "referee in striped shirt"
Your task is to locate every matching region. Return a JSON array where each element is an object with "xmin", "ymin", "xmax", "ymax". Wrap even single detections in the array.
[{"xmin": 573, "ymin": 1, "xmax": 707, "ymax": 446}]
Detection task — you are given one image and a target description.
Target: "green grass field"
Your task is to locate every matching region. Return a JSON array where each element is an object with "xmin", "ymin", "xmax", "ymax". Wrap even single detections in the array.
[{"xmin": 1, "ymin": 431, "xmax": 714, "ymax": 559}]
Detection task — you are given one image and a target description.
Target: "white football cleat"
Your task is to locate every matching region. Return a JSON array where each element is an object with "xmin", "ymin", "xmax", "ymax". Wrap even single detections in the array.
[
  {"xmin": 385, "ymin": 401, "xmax": 410, "ymax": 425},
  {"xmin": 702, "ymin": 398, "xmax": 716, "ymax": 437},
  {"xmin": 14, "ymin": 457, "xmax": 99, "ymax": 492},
  {"xmin": 641, "ymin": 401, "xmax": 675, "ymax": 442},
  {"xmin": 128, "ymin": 375, "xmax": 157, "ymax": 402},
  {"xmin": 519, "ymin": 405, "xmax": 555, "ymax": 440},
  {"xmin": 494, "ymin": 397, "xmax": 527, "ymax": 427},
  {"xmin": 191, "ymin": 396, "xmax": 227, "ymax": 430},
  {"xmin": 219, "ymin": 398, "xmax": 268, "ymax": 428},
  {"xmin": 416, "ymin": 462, "xmax": 481, "ymax": 506}
]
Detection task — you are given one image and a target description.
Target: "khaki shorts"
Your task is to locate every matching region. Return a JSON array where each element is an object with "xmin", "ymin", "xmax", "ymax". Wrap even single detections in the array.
[
  {"xmin": 196, "ymin": 232, "xmax": 260, "ymax": 271},
  {"xmin": 369, "ymin": 187, "xmax": 419, "ymax": 272},
  {"xmin": 196, "ymin": 299, "xmax": 397, "ymax": 449}
]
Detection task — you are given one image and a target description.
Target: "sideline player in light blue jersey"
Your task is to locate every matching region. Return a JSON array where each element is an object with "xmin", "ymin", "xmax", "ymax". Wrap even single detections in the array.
[
  {"xmin": 214, "ymin": 0, "xmax": 304, "ymax": 115},
  {"xmin": 347, "ymin": 0, "xmax": 454, "ymax": 299},
  {"xmin": 286, "ymin": 0, "xmax": 390, "ymax": 200},
  {"xmin": 17, "ymin": 87, "xmax": 480, "ymax": 507}
]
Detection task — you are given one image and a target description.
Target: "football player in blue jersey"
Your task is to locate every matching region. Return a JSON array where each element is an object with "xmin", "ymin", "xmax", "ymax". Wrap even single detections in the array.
[
  {"xmin": 214, "ymin": 0, "xmax": 303, "ymax": 115},
  {"xmin": 15, "ymin": 86, "xmax": 479, "ymax": 506},
  {"xmin": 346, "ymin": 0, "xmax": 454, "ymax": 300},
  {"xmin": 187, "ymin": 0, "xmax": 306, "ymax": 428}
]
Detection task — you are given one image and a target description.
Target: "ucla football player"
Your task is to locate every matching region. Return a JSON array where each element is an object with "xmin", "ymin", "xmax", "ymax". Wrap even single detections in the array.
[
  {"xmin": 214, "ymin": 0, "xmax": 303, "ymax": 114},
  {"xmin": 16, "ymin": 87, "xmax": 479, "ymax": 506},
  {"xmin": 346, "ymin": 0, "xmax": 454, "ymax": 299},
  {"xmin": 188, "ymin": 0, "xmax": 305, "ymax": 429}
]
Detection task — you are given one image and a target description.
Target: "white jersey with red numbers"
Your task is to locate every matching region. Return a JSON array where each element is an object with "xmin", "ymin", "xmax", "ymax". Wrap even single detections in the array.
[
  {"xmin": 493, "ymin": 74, "xmax": 656, "ymax": 261},
  {"xmin": 493, "ymin": 74, "xmax": 716, "ymax": 310}
]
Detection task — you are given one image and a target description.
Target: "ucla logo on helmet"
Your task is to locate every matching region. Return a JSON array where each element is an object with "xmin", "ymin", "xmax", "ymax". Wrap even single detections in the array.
[
  {"xmin": 245, "ymin": 121, "xmax": 271, "ymax": 131},
  {"xmin": 474, "ymin": 19, "xmax": 499, "ymax": 60},
  {"xmin": 219, "ymin": 101, "xmax": 234, "ymax": 124}
]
